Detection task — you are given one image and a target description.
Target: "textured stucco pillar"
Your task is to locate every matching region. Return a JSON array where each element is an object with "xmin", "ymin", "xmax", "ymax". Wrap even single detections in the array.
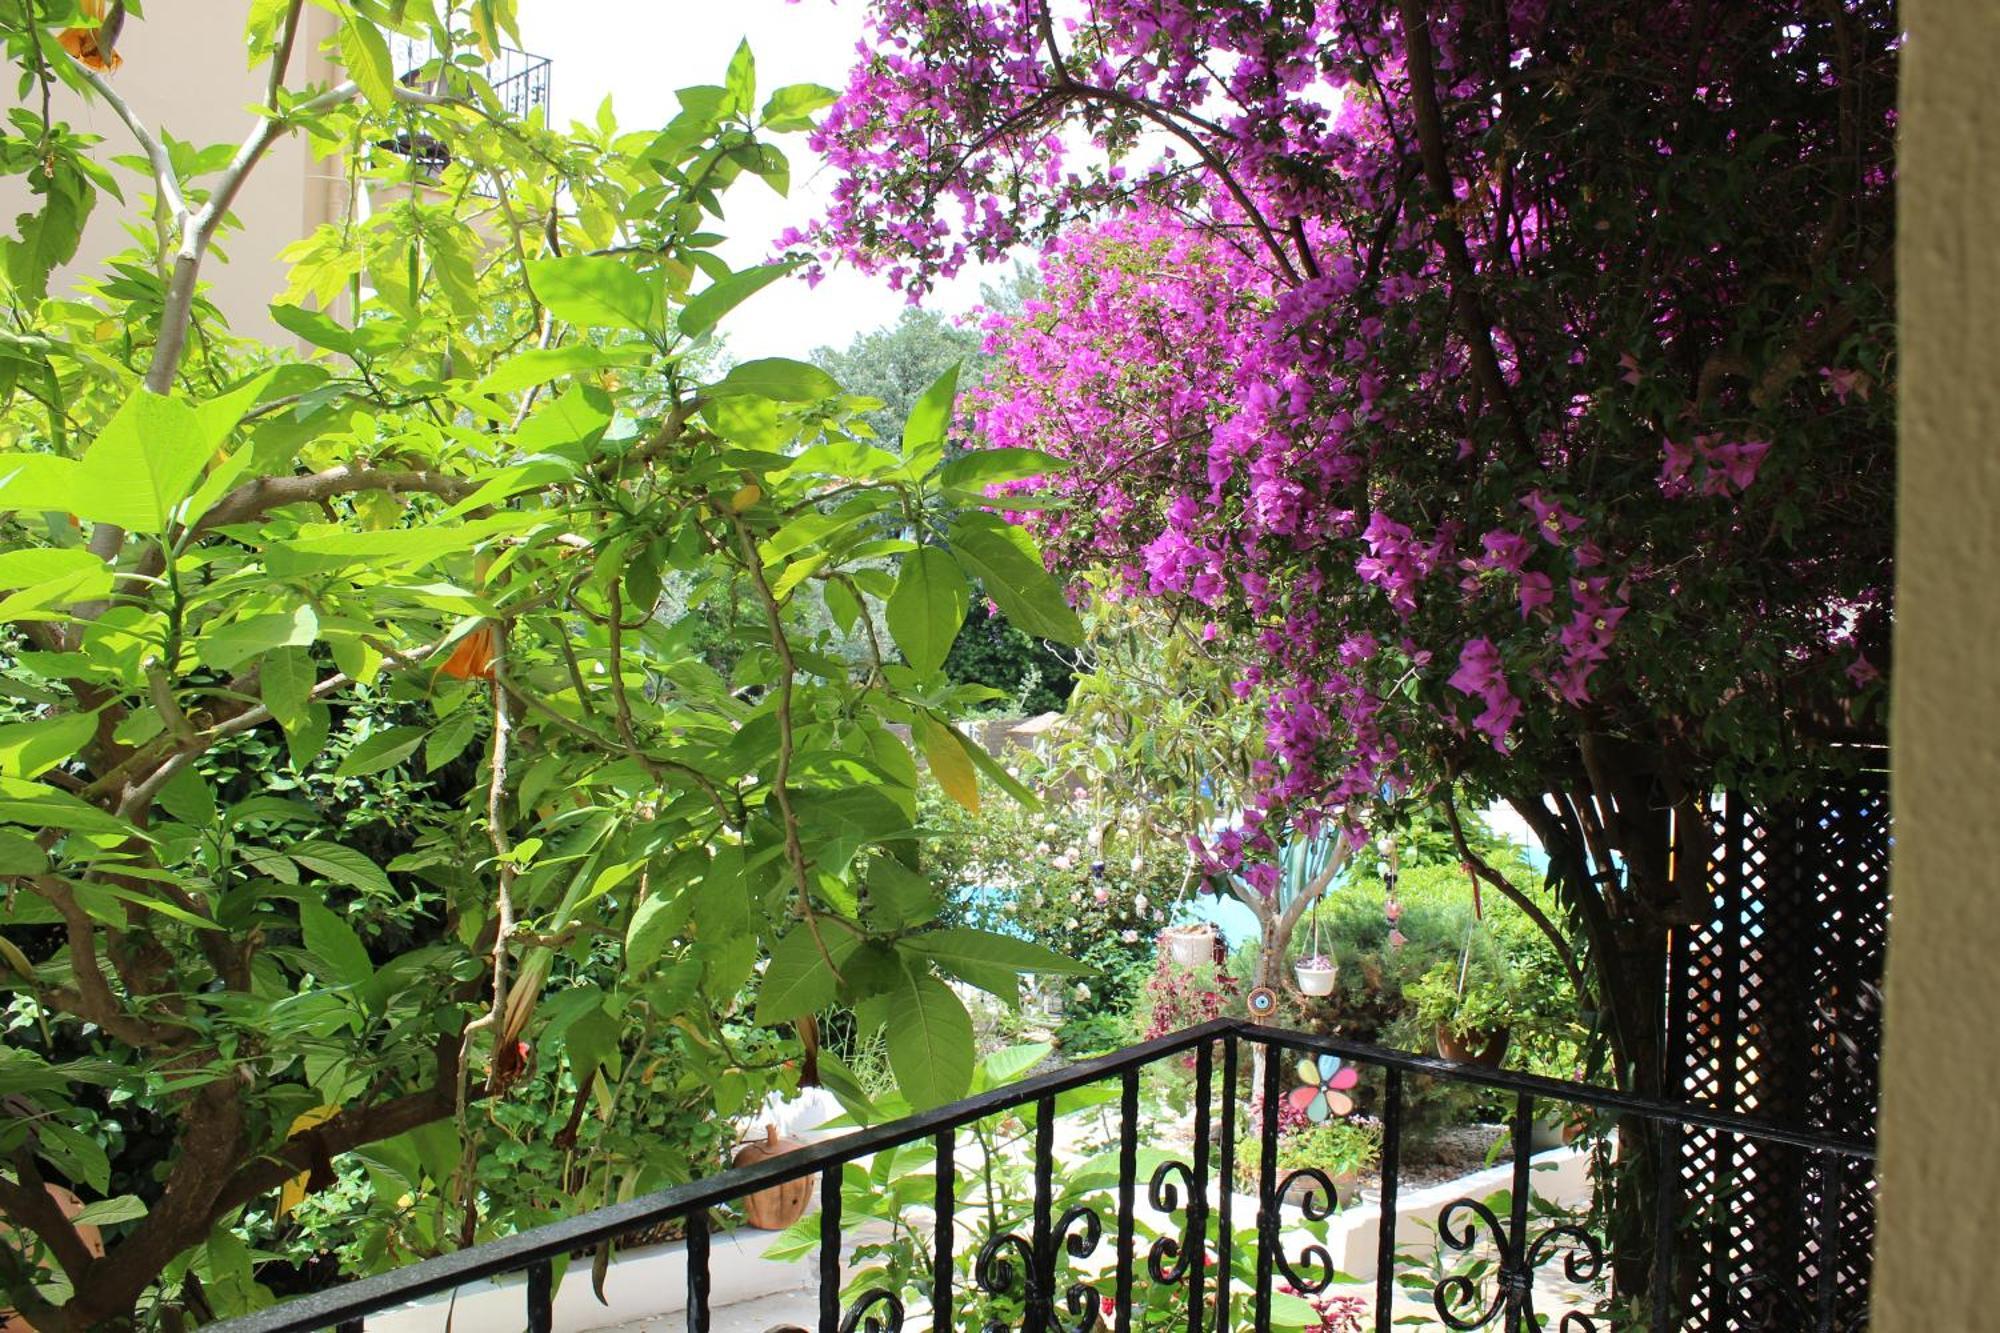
[{"xmin": 1873, "ymin": 2, "xmax": 2000, "ymax": 1326}]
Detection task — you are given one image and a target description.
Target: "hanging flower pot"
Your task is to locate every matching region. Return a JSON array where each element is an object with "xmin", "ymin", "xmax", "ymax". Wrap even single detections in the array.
[
  {"xmin": 1435, "ymin": 1024, "xmax": 1511, "ymax": 1068},
  {"xmin": 732, "ymin": 1125, "xmax": 814, "ymax": 1230},
  {"xmin": 1293, "ymin": 954, "xmax": 1338, "ymax": 995},
  {"xmin": 1160, "ymin": 922, "xmax": 1217, "ymax": 968}
]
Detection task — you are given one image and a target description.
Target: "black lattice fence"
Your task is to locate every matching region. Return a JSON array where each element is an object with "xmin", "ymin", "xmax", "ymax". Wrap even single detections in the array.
[{"xmin": 1667, "ymin": 780, "xmax": 1889, "ymax": 1330}]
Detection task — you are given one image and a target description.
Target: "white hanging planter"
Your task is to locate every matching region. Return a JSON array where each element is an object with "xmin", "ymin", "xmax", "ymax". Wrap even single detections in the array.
[
  {"xmin": 1160, "ymin": 923, "xmax": 1217, "ymax": 968},
  {"xmin": 1293, "ymin": 957, "xmax": 1338, "ymax": 995}
]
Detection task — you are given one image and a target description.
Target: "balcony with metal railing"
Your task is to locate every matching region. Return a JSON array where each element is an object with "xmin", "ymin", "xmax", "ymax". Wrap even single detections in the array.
[
  {"xmin": 377, "ymin": 35, "xmax": 551, "ymax": 177},
  {"xmin": 198, "ymin": 1018, "xmax": 1876, "ymax": 1333}
]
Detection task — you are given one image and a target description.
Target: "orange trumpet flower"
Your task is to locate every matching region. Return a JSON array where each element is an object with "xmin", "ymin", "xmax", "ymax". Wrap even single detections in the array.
[
  {"xmin": 437, "ymin": 623, "xmax": 497, "ymax": 681},
  {"xmin": 59, "ymin": 0, "xmax": 125, "ymax": 72}
]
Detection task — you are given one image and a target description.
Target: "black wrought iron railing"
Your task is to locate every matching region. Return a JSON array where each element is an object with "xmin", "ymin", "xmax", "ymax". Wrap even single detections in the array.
[
  {"xmin": 202, "ymin": 1019, "xmax": 1876, "ymax": 1333},
  {"xmin": 377, "ymin": 36, "xmax": 551, "ymax": 176}
]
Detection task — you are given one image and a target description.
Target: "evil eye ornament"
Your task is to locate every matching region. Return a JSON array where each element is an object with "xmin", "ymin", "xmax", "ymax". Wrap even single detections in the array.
[
  {"xmin": 1246, "ymin": 986, "xmax": 1279, "ymax": 1017},
  {"xmin": 1287, "ymin": 1054, "xmax": 1359, "ymax": 1122}
]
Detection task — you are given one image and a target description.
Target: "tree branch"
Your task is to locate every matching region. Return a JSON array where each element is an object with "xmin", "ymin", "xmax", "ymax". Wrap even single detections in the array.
[
  {"xmin": 68, "ymin": 58, "xmax": 186, "ymax": 225},
  {"xmin": 0, "ymin": 1149, "xmax": 98, "ymax": 1285},
  {"xmin": 22, "ymin": 876, "xmax": 181, "ymax": 1047},
  {"xmin": 203, "ymin": 1063, "xmax": 467, "ymax": 1225},
  {"xmin": 1438, "ymin": 783, "xmax": 1590, "ymax": 1004},
  {"xmin": 1393, "ymin": 0, "xmax": 1533, "ymax": 458}
]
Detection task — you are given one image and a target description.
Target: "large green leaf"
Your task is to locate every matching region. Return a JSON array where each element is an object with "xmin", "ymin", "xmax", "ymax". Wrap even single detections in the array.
[
  {"xmin": 300, "ymin": 899, "xmax": 374, "ymax": 987},
  {"xmin": 0, "ymin": 454, "xmax": 81, "ymax": 513},
  {"xmin": 340, "ymin": 17, "xmax": 397, "ymax": 108},
  {"xmin": 199, "ymin": 605, "xmax": 319, "ymax": 672},
  {"xmin": 73, "ymin": 390, "xmax": 211, "ymax": 532},
  {"xmin": 711, "ymin": 357, "xmax": 839, "ymax": 403},
  {"xmin": 5, "ymin": 179, "xmax": 88, "ymax": 303},
  {"xmin": 939, "ymin": 447, "xmax": 1073, "ymax": 492},
  {"xmin": 882, "ymin": 964, "xmax": 973, "ymax": 1109},
  {"xmin": 525, "ymin": 255, "xmax": 662, "ymax": 333},
  {"xmin": 472, "ymin": 344, "xmax": 640, "ymax": 395},
  {"xmin": 0, "ymin": 777, "xmax": 145, "ymax": 837},
  {"xmin": 865, "ymin": 856, "xmax": 937, "ymax": 930},
  {"xmin": 761, "ymin": 83, "xmax": 838, "ymax": 132},
  {"xmin": 0, "ymin": 547, "xmax": 105, "ymax": 590},
  {"xmin": 0, "ymin": 829, "xmax": 48, "ymax": 875},
  {"xmin": 885, "ymin": 546, "xmax": 969, "ymax": 678},
  {"xmin": 945, "ymin": 512, "xmax": 1083, "ymax": 645},
  {"xmin": 265, "ymin": 512, "xmax": 537, "ymax": 576},
  {"xmin": 288, "ymin": 840, "xmax": 392, "ymax": 898},
  {"xmin": 679, "ymin": 263, "xmax": 791, "ymax": 339},
  {"xmin": 625, "ymin": 890, "xmax": 691, "ymax": 975},
  {"xmin": 269, "ymin": 303, "xmax": 357, "ymax": 355},
  {"xmin": 0, "ymin": 712, "xmax": 94, "ymax": 780},
  {"xmin": 789, "ymin": 788, "xmax": 913, "ymax": 874},
  {"xmin": 910, "ymin": 927, "xmax": 1094, "ymax": 991},
  {"xmin": 260, "ymin": 646, "xmax": 315, "ymax": 731},
  {"xmin": 332, "ymin": 726, "xmax": 426, "ymax": 779},
  {"xmin": 755, "ymin": 923, "xmax": 853, "ymax": 1024},
  {"xmin": 901, "ymin": 363, "xmax": 960, "ymax": 465}
]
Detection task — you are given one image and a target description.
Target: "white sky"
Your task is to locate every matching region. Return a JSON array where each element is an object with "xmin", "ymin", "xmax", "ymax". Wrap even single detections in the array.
[{"xmin": 513, "ymin": 0, "xmax": 1004, "ymax": 361}]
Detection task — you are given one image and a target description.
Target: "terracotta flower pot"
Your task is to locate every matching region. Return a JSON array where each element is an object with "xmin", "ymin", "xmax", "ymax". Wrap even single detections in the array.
[
  {"xmin": 1435, "ymin": 1023, "xmax": 1511, "ymax": 1067},
  {"xmin": 0, "ymin": 1184, "xmax": 106, "ymax": 1333},
  {"xmin": 1281, "ymin": 1169, "xmax": 1362, "ymax": 1210},
  {"xmin": 733, "ymin": 1125, "xmax": 814, "ymax": 1230}
]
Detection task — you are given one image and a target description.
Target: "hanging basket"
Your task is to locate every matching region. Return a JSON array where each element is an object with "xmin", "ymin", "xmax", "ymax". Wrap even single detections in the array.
[
  {"xmin": 732, "ymin": 1125, "xmax": 814, "ymax": 1230},
  {"xmin": 1160, "ymin": 923, "xmax": 1217, "ymax": 968},
  {"xmin": 1434, "ymin": 1024, "xmax": 1511, "ymax": 1068},
  {"xmin": 1293, "ymin": 959, "xmax": 1338, "ymax": 996}
]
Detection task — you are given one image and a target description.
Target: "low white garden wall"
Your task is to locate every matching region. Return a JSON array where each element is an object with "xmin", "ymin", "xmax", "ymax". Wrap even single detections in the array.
[{"xmin": 349, "ymin": 1146, "xmax": 1590, "ymax": 1330}]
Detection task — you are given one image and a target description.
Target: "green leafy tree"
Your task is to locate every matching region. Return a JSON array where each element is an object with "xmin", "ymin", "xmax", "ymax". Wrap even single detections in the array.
[
  {"xmin": 0, "ymin": 5, "xmax": 1089, "ymax": 1328},
  {"xmin": 812, "ymin": 282, "xmax": 1073, "ymax": 715},
  {"xmin": 811, "ymin": 307, "xmax": 983, "ymax": 444}
]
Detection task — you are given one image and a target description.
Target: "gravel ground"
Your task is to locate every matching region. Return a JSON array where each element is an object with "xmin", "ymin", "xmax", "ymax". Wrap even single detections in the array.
[{"xmin": 1360, "ymin": 1122, "xmax": 1512, "ymax": 1192}]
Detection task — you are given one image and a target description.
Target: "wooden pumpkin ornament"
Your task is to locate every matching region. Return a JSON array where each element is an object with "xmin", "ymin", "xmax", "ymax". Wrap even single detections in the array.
[{"xmin": 732, "ymin": 1125, "xmax": 813, "ymax": 1230}]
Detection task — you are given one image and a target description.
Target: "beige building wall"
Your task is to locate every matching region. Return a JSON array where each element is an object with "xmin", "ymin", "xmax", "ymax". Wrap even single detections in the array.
[
  {"xmin": 1874, "ymin": 0, "xmax": 2000, "ymax": 1327},
  {"xmin": 0, "ymin": 3, "xmax": 344, "ymax": 344}
]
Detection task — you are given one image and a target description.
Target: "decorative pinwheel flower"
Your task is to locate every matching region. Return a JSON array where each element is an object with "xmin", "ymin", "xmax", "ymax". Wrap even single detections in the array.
[{"xmin": 1287, "ymin": 1055, "xmax": 1359, "ymax": 1122}]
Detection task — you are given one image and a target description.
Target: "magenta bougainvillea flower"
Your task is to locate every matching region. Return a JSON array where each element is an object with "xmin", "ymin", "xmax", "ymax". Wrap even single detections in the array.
[{"xmin": 795, "ymin": 0, "xmax": 1895, "ymax": 886}]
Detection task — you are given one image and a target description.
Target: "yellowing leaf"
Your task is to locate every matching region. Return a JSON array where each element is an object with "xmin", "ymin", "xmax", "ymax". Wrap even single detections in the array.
[
  {"xmin": 277, "ymin": 1105, "xmax": 341, "ymax": 1216},
  {"xmin": 917, "ymin": 714, "xmax": 979, "ymax": 814}
]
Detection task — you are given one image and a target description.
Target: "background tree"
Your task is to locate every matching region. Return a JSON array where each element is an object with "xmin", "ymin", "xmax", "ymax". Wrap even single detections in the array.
[
  {"xmin": 812, "ymin": 282, "xmax": 1075, "ymax": 714},
  {"xmin": 812, "ymin": 307, "xmax": 983, "ymax": 444}
]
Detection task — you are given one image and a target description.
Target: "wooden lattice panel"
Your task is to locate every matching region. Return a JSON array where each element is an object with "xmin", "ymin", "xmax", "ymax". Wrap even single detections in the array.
[{"xmin": 1665, "ymin": 782, "xmax": 1887, "ymax": 1330}]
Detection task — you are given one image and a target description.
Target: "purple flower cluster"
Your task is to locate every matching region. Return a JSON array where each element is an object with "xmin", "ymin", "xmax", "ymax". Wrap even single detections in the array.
[{"xmin": 798, "ymin": 0, "xmax": 1896, "ymax": 840}]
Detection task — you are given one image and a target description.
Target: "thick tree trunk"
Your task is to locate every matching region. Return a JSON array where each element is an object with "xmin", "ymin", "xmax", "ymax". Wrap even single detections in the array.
[{"xmin": 1508, "ymin": 764, "xmax": 1691, "ymax": 1314}]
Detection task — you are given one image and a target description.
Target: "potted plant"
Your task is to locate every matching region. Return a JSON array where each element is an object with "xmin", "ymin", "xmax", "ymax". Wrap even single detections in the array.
[
  {"xmin": 1291, "ymin": 897, "xmax": 1338, "ymax": 995},
  {"xmin": 1276, "ymin": 1118, "xmax": 1382, "ymax": 1209},
  {"xmin": 1293, "ymin": 952, "xmax": 1338, "ymax": 995},
  {"xmin": 1408, "ymin": 954, "xmax": 1516, "ymax": 1069},
  {"xmin": 1160, "ymin": 921, "xmax": 1217, "ymax": 968}
]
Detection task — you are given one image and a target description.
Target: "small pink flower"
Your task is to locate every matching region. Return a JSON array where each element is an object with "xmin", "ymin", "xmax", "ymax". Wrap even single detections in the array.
[{"xmin": 1521, "ymin": 490, "xmax": 1583, "ymax": 545}]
